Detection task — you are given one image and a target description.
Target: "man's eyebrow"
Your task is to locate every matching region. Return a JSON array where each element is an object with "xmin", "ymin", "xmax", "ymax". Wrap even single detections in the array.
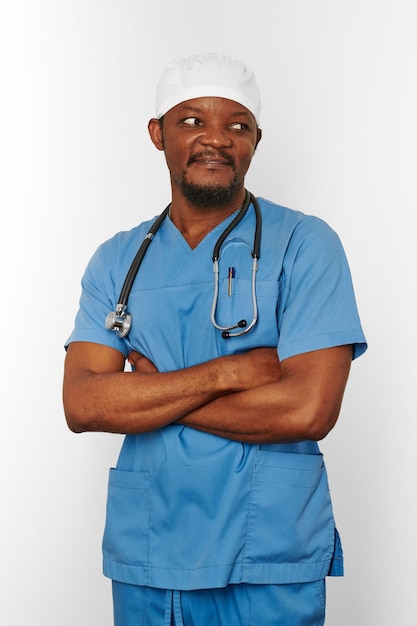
[{"xmin": 178, "ymin": 105, "xmax": 252, "ymax": 118}]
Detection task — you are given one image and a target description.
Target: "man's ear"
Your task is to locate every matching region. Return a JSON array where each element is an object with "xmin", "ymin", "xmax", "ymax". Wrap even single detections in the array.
[
  {"xmin": 148, "ymin": 118, "xmax": 164, "ymax": 151},
  {"xmin": 255, "ymin": 127, "xmax": 262, "ymax": 150}
]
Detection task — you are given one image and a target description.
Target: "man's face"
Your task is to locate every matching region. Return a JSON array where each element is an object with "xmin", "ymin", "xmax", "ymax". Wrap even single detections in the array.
[{"xmin": 149, "ymin": 97, "xmax": 261, "ymax": 207}]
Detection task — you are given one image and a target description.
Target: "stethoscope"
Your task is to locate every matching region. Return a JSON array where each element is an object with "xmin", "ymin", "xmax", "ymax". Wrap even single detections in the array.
[{"xmin": 105, "ymin": 190, "xmax": 262, "ymax": 339}]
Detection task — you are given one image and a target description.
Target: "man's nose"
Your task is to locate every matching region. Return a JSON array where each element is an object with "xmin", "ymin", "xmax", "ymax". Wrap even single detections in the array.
[{"xmin": 199, "ymin": 124, "xmax": 232, "ymax": 148}]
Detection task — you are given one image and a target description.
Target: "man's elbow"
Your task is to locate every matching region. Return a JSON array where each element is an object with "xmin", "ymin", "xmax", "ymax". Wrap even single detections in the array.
[
  {"xmin": 64, "ymin": 407, "xmax": 88, "ymax": 434},
  {"xmin": 63, "ymin": 392, "xmax": 92, "ymax": 434},
  {"xmin": 304, "ymin": 405, "xmax": 341, "ymax": 441}
]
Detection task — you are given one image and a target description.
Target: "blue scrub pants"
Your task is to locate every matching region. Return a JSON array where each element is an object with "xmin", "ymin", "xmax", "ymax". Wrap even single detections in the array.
[{"xmin": 112, "ymin": 580, "xmax": 326, "ymax": 625}]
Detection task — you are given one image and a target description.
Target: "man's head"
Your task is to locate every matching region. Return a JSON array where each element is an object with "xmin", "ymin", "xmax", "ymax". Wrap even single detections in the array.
[{"xmin": 149, "ymin": 54, "xmax": 262, "ymax": 209}]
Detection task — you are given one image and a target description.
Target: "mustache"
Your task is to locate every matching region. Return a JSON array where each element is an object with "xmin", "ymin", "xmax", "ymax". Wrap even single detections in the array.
[{"xmin": 187, "ymin": 150, "xmax": 236, "ymax": 169}]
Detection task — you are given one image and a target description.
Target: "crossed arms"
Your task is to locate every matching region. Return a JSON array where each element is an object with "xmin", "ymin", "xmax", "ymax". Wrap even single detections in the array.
[{"xmin": 63, "ymin": 342, "xmax": 352, "ymax": 444}]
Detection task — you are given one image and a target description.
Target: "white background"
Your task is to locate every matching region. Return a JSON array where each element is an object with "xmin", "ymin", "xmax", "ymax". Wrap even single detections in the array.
[{"xmin": 1, "ymin": 1, "xmax": 416, "ymax": 624}]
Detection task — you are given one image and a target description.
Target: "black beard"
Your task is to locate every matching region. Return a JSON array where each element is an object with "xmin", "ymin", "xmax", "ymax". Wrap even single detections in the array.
[{"xmin": 180, "ymin": 178, "xmax": 240, "ymax": 208}]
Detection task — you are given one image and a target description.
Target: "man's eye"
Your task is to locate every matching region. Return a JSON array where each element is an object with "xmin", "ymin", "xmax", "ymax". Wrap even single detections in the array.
[
  {"xmin": 183, "ymin": 117, "xmax": 201, "ymax": 125},
  {"xmin": 230, "ymin": 122, "xmax": 248, "ymax": 130}
]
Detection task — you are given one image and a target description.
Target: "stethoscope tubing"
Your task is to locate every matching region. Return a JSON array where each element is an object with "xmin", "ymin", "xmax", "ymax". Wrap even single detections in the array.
[
  {"xmin": 118, "ymin": 204, "xmax": 170, "ymax": 308},
  {"xmin": 105, "ymin": 190, "xmax": 262, "ymax": 339},
  {"xmin": 210, "ymin": 255, "xmax": 259, "ymax": 338}
]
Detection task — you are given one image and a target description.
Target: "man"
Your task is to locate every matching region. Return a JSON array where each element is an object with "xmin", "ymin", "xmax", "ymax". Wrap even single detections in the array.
[{"xmin": 63, "ymin": 54, "xmax": 367, "ymax": 625}]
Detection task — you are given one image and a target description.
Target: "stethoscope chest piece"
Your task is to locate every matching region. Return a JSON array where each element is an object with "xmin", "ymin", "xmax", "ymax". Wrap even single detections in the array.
[{"xmin": 105, "ymin": 305, "xmax": 132, "ymax": 339}]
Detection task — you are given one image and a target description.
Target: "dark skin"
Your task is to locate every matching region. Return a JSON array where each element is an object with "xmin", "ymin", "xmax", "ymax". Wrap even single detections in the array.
[
  {"xmin": 147, "ymin": 97, "xmax": 262, "ymax": 248},
  {"xmin": 63, "ymin": 96, "xmax": 352, "ymax": 442}
]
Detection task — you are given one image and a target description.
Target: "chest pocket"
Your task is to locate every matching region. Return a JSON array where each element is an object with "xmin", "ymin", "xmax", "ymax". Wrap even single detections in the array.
[
  {"xmin": 216, "ymin": 277, "xmax": 280, "ymax": 354},
  {"xmin": 213, "ymin": 238, "xmax": 280, "ymax": 354}
]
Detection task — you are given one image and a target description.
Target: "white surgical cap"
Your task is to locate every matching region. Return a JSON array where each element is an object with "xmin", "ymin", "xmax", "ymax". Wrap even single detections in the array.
[{"xmin": 155, "ymin": 53, "xmax": 261, "ymax": 124}]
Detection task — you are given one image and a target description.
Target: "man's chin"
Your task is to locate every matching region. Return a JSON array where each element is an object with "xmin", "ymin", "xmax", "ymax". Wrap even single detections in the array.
[{"xmin": 181, "ymin": 181, "xmax": 239, "ymax": 208}]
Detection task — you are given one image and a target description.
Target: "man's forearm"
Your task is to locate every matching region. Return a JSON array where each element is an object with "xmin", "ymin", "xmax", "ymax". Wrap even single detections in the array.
[
  {"xmin": 178, "ymin": 346, "xmax": 353, "ymax": 444},
  {"xmin": 177, "ymin": 381, "xmax": 300, "ymax": 443},
  {"xmin": 63, "ymin": 343, "xmax": 280, "ymax": 434}
]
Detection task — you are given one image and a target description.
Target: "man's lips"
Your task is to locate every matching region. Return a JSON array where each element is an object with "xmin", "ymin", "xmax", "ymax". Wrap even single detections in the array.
[
  {"xmin": 193, "ymin": 158, "xmax": 229, "ymax": 166},
  {"xmin": 187, "ymin": 152, "xmax": 235, "ymax": 168}
]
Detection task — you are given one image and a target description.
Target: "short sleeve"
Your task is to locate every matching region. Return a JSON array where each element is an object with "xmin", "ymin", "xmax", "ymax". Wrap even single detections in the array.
[
  {"xmin": 65, "ymin": 239, "xmax": 130, "ymax": 356},
  {"xmin": 277, "ymin": 217, "xmax": 367, "ymax": 361}
]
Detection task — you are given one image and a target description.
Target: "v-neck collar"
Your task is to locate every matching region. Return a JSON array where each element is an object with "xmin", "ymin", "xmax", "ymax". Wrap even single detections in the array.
[{"xmin": 165, "ymin": 207, "xmax": 242, "ymax": 254}]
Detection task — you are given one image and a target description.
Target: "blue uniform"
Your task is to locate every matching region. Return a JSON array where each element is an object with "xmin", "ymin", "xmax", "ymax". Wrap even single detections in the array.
[{"xmin": 66, "ymin": 197, "xmax": 366, "ymax": 619}]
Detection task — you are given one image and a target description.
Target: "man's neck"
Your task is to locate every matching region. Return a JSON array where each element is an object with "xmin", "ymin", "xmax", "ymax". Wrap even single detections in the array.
[{"xmin": 169, "ymin": 190, "xmax": 245, "ymax": 249}]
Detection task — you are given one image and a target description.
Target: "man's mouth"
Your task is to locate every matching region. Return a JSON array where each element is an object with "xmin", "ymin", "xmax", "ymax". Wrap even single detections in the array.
[{"xmin": 187, "ymin": 151, "xmax": 235, "ymax": 169}]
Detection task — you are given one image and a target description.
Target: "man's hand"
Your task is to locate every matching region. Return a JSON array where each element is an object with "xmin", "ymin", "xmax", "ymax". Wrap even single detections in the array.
[
  {"xmin": 128, "ymin": 351, "xmax": 158, "ymax": 374},
  {"xmin": 226, "ymin": 347, "xmax": 281, "ymax": 390}
]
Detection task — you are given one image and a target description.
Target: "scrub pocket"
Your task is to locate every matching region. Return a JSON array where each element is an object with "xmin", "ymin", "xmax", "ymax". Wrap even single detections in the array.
[
  {"xmin": 102, "ymin": 468, "xmax": 150, "ymax": 567},
  {"xmin": 243, "ymin": 450, "xmax": 334, "ymax": 567},
  {"xmin": 217, "ymin": 279, "xmax": 280, "ymax": 354}
]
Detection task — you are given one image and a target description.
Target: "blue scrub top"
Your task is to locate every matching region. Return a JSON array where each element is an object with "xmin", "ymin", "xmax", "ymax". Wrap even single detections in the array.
[{"xmin": 66, "ymin": 197, "xmax": 367, "ymax": 590}]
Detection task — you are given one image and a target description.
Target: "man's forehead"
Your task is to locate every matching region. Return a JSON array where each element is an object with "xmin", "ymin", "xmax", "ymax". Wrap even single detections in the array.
[{"xmin": 168, "ymin": 96, "xmax": 255, "ymax": 119}]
